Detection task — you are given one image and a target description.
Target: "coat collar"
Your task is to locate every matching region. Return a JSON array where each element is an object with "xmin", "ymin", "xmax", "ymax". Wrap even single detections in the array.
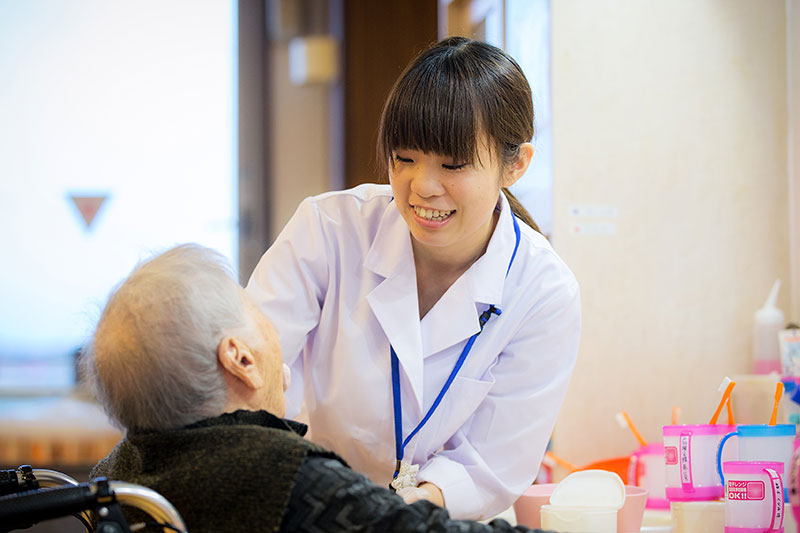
[
  {"xmin": 466, "ymin": 191, "xmax": 517, "ymax": 307},
  {"xmin": 363, "ymin": 194, "xmax": 519, "ymax": 412},
  {"xmin": 364, "ymin": 193, "xmax": 517, "ymax": 303}
]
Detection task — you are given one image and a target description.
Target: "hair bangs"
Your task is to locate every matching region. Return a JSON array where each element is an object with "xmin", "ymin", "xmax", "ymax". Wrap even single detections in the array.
[{"xmin": 380, "ymin": 57, "xmax": 484, "ymax": 169}]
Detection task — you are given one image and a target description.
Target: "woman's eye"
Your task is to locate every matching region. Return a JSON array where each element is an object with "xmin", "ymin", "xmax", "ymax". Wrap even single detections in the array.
[
  {"xmin": 394, "ymin": 154, "xmax": 413, "ymax": 163},
  {"xmin": 443, "ymin": 162, "xmax": 467, "ymax": 170}
]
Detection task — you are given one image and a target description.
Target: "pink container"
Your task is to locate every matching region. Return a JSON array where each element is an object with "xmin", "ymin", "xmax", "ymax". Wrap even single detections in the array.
[
  {"xmin": 513, "ymin": 483, "xmax": 648, "ymax": 533},
  {"xmin": 723, "ymin": 461, "xmax": 784, "ymax": 532},
  {"xmin": 628, "ymin": 442, "xmax": 668, "ymax": 509},
  {"xmin": 663, "ymin": 424, "xmax": 737, "ymax": 501}
]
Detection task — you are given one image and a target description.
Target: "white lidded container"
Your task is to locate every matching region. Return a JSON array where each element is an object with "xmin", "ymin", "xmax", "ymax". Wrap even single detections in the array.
[{"xmin": 540, "ymin": 470, "xmax": 626, "ymax": 533}]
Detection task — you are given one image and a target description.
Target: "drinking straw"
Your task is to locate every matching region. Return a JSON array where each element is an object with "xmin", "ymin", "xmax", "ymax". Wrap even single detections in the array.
[
  {"xmin": 709, "ymin": 377, "xmax": 736, "ymax": 424},
  {"xmin": 769, "ymin": 381, "xmax": 784, "ymax": 426},
  {"xmin": 616, "ymin": 410, "xmax": 647, "ymax": 447}
]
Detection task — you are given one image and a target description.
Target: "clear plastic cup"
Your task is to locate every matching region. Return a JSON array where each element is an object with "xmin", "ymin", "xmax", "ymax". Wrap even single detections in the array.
[
  {"xmin": 723, "ymin": 461, "xmax": 784, "ymax": 532},
  {"xmin": 663, "ymin": 424, "xmax": 737, "ymax": 501},
  {"xmin": 629, "ymin": 442, "xmax": 668, "ymax": 509}
]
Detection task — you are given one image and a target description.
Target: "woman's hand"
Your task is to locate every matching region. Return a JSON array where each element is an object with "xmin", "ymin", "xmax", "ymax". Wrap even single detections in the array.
[{"xmin": 397, "ymin": 482, "xmax": 445, "ymax": 507}]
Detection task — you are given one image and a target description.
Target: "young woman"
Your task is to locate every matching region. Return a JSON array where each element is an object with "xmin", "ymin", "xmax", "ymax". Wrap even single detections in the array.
[{"xmin": 246, "ymin": 37, "xmax": 580, "ymax": 520}]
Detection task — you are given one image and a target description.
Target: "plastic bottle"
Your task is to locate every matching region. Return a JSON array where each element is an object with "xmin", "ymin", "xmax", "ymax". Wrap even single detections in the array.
[{"xmin": 753, "ymin": 279, "xmax": 784, "ymax": 374}]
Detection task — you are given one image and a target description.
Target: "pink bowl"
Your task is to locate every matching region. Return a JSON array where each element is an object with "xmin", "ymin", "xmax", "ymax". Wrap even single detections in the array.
[{"xmin": 513, "ymin": 484, "xmax": 648, "ymax": 533}]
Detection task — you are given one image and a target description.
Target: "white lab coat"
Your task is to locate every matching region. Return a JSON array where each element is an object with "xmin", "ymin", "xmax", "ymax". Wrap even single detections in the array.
[{"xmin": 246, "ymin": 184, "xmax": 580, "ymax": 519}]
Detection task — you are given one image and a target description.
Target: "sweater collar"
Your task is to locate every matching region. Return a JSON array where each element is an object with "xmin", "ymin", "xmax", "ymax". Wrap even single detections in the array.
[{"xmin": 131, "ymin": 409, "xmax": 308, "ymax": 437}]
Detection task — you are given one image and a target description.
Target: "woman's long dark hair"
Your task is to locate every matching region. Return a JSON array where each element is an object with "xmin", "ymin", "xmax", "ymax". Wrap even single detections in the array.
[{"xmin": 377, "ymin": 37, "xmax": 540, "ymax": 233}]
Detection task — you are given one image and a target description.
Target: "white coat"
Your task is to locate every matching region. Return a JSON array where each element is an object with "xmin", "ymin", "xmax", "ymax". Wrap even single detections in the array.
[{"xmin": 246, "ymin": 183, "xmax": 581, "ymax": 520}]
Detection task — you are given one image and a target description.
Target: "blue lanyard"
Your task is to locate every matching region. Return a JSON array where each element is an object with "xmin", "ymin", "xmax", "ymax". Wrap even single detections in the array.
[{"xmin": 391, "ymin": 214, "xmax": 521, "ymax": 478}]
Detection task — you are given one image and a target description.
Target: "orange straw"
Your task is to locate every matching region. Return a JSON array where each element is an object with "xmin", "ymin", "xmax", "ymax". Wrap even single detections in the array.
[
  {"xmin": 671, "ymin": 406, "xmax": 680, "ymax": 425},
  {"xmin": 709, "ymin": 379, "xmax": 736, "ymax": 424},
  {"xmin": 545, "ymin": 451, "xmax": 578, "ymax": 472},
  {"xmin": 769, "ymin": 382, "xmax": 784, "ymax": 425},
  {"xmin": 726, "ymin": 397, "xmax": 735, "ymax": 425},
  {"xmin": 620, "ymin": 410, "xmax": 647, "ymax": 447}
]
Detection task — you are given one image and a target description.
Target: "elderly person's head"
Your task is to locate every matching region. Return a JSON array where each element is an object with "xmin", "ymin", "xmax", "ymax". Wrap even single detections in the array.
[{"xmin": 83, "ymin": 244, "xmax": 285, "ymax": 431}]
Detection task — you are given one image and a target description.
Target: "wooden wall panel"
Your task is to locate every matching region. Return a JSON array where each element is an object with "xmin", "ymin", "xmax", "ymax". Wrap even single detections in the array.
[{"xmin": 344, "ymin": 1, "xmax": 438, "ymax": 188}]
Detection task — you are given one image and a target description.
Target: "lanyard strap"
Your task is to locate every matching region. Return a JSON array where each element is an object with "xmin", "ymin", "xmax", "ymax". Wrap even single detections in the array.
[{"xmin": 391, "ymin": 214, "xmax": 521, "ymax": 478}]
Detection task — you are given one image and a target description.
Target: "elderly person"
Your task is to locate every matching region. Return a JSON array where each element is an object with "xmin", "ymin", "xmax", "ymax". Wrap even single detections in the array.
[{"xmin": 84, "ymin": 244, "xmax": 542, "ymax": 533}]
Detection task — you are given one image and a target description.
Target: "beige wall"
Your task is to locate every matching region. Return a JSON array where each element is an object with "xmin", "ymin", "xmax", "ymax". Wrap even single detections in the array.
[
  {"xmin": 791, "ymin": 0, "xmax": 800, "ymax": 321},
  {"xmin": 550, "ymin": 0, "xmax": 791, "ymax": 466},
  {"xmin": 269, "ymin": 44, "xmax": 333, "ymax": 236}
]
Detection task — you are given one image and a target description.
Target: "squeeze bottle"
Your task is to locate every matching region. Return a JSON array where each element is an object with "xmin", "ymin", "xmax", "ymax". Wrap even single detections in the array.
[{"xmin": 753, "ymin": 279, "xmax": 784, "ymax": 374}]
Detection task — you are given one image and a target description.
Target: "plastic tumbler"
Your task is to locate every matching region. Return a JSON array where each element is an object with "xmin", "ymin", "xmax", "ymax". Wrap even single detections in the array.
[
  {"xmin": 628, "ymin": 442, "xmax": 668, "ymax": 509},
  {"xmin": 723, "ymin": 461, "xmax": 784, "ymax": 532},
  {"xmin": 716, "ymin": 424, "xmax": 795, "ymax": 495},
  {"xmin": 663, "ymin": 424, "xmax": 737, "ymax": 501}
]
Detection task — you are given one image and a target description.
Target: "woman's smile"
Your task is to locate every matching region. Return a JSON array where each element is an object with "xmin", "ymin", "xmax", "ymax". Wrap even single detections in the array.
[{"xmin": 412, "ymin": 205, "xmax": 455, "ymax": 224}]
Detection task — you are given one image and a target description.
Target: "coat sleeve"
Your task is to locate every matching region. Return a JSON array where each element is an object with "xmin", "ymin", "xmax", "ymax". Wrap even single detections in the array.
[
  {"xmin": 245, "ymin": 197, "xmax": 331, "ymax": 418},
  {"xmin": 416, "ymin": 276, "xmax": 581, "ymax": 520}
]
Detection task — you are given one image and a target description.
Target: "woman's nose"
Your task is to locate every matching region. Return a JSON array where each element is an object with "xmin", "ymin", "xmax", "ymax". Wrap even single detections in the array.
[{"xmin": 409, "ymin": 165, "xmax": 444, "ymax": 197}]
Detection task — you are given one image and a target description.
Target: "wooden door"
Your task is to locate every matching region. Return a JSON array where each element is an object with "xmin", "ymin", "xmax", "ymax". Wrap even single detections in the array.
[{"xmin": 343, "ymin": 1, "xmax": 438, "ymax": 188}]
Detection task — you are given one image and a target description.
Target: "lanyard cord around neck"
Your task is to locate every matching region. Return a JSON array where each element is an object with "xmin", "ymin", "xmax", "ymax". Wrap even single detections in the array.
[{"xmin": 390, "ymin": 213, "xmax": 521, "ymax": 479}]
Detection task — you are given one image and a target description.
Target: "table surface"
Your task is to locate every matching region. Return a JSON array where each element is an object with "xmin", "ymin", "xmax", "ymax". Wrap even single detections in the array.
[{"xmin": 0, "ymin": 394, "xmax": 121, "ymax": 467}]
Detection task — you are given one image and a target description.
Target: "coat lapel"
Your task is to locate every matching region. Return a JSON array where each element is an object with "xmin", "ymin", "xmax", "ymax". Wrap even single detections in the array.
[
  {"xmin": 420, "ymin": 276, "xmax": 479, "ymax": 358},
  {"xmin": 364, "ymin": 203, "xmax": 425, "ymax": 413}
]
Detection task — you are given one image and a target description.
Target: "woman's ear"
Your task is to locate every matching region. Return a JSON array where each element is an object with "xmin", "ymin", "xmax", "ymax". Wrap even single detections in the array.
[
  {"xmin": 217, "ymin": 335, "xmax": 264, "ymax": 390},
  {"xmin": 502, "ymin": 142, "xmax": 534, "ymax": 188}
]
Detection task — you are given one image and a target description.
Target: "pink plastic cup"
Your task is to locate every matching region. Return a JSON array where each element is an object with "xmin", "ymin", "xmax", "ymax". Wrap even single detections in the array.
[
  {"xmin": 723, "ymin": 461, "xmax": 784, "ymax": 532},
  {"xmin": 663, "ymin": 424, "xmax": 737, "ymax": 501}
]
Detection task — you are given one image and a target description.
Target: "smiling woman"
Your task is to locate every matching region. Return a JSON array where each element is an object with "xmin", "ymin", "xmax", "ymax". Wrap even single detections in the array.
[{"xmin": 246, "ymin": 37, "xmax": 581, "ymax": 520}]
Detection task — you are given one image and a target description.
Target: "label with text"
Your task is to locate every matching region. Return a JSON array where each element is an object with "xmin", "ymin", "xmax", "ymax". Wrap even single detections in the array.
[
  {"xmin": 664, "ymin": 446, "xmax": 678, "ymax": 465},
  {"xmin": 766, "ymin": 468, "xmax": 783, "ymax": 531},
  {"xmin": 726, "ymin": 480, "xmax": 765, "ymax": 500},
  {"xmin": 680, "ymin": 434, "xmax": 692, "ymax": 486}
]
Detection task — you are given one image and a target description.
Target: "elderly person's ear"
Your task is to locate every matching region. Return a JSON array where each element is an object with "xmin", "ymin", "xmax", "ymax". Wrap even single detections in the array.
[{"xmin": 218, "ymin": 336, "xmax": 264, "ymax": 390}]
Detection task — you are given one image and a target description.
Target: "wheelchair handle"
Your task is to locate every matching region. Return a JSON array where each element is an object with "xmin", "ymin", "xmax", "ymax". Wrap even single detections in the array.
[
  {"xmin": 0, "ymin": 483, "xmax": 98, "ymax": 530},
  {"xmin": 110, "ymin": 481, "xmax": 186, "ymax": 530},
  {"xmin": 0, "ymin": 479, "xmax": 187, "ymax": 533}
]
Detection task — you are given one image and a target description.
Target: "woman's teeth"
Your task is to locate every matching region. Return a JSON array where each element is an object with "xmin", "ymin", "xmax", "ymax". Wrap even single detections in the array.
[{"xmin": 413, "ymin": 206, "xmax": 454, "ymax": 221}]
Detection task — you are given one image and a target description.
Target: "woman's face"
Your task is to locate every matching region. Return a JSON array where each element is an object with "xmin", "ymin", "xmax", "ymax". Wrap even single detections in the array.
[{"xmin": 389, "ymin": 137, "xmax": 506, "ymax": 265}]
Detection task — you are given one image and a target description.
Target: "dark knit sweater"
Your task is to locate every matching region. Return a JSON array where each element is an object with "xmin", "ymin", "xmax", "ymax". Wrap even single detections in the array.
[
  {"xmin": 91, "ymin": 409, "xmax": 544, "ymax": 533},
  {"xmin": 90, "ymin": 409, "xmax": 342, "ymax": 532}
]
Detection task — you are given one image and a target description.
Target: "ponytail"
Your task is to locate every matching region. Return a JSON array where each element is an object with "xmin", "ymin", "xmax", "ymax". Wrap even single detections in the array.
[{"xmin": 502, "ymin": 188, "xmax": 541, "ymax": 234}]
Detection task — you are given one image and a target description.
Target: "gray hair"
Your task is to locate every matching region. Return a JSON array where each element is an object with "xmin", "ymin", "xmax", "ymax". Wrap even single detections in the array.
[{"xmin": 82, "ymin": 244, "xmax": 248, "ymax": 431}]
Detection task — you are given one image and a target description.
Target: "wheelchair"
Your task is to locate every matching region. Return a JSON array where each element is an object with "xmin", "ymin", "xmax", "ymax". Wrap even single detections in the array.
[{"xmin": 0, "ymin": 465, "xmax": 186, "ymax": 533}]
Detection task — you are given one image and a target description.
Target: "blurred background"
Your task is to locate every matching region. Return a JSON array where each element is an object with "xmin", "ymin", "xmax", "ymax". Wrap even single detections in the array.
[{"xmin": 0, "ymin": 0, "xmax": 798, "ymax": 528}]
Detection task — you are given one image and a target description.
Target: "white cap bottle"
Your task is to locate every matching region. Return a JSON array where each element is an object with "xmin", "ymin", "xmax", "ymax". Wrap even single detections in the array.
[{"xmin": 753, "ymin": 279, "xmax": 784, "ymax": 374}]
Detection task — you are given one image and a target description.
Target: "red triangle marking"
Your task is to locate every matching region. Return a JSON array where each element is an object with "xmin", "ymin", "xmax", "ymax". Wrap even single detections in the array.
[{"xmin": 70, "ymin": 195, "xmax": 107, "ymax": 229}]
